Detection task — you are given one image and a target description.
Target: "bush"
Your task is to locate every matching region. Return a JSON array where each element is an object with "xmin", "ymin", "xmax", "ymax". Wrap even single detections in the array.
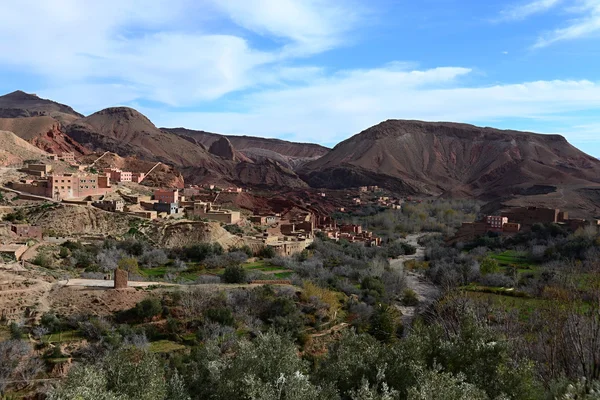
[
  {"xmin": 9, "ymin": 322, "xmax": 23, "ymax": 340},
  {"xmin": 134, "ymin": 298, "xmax": 163, "ymax": 321},
  {"xmin": 257, "ymin": 246, "xmax": 276, "ymax": 259},
  {"xmin": 229, "ymin": 245, "xmax": 253, "ymax": 257},
  {"xmin": 118, "ymin": 257, "xmax": 140, "ymax": 275},
  {"xmin": 401, "ymin": 289, "xmax": 419, "ymax": 306},
  {"xmin": 33, "ymin": 252, "xmax": 53, "ymax": 268},
  {"xmin": 369, "ymin": 304, "xmax": 400, "ymax": 343},
  {"xmin": 224, "ymin": 224, "xmax": 243, "ymax": 235},
  {"xmin": 58, "ymin": 247, "xmax": 69, "ymax": 258},
  {"xmin": 205, "ymin": 307, "xmax": 235, "ymax": 326},
  {"xmin": 480, "ymin": 257, "xmax": 500, "ymax": 275},
  {"xmin": 222, "ymin": 265, "xmax": 247, "ymax": 284}
]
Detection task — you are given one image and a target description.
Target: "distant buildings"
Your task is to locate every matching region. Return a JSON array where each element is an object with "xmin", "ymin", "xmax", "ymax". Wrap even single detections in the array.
[
  {"xmin": 250, "ymin": 215, "xmax": 279, "ymax": 225},
  {"xmin": 103, "ymin": 168, "xmax": 145, "ymax": 183},
  {"xmin": 0, "ymin": 244, "xmax": 28, "ymax": 261},
  {"xmin": 153, "ymin": 189, "xmax": 182, "ymax": 215},
  {"xmin": 93, "ymin": 199, "xmax": 125, "ymax": 213},
  {"xmin": 10, "ymin": 170, "xmax": 112, "ymax": 200},
  {"xmin": 154, "ymin": 189, "xmax": 179, "ymax": 204},
  {"xmin": 10, "ymin": 224, "xmax": 43, "ymax": 240},
  {"xmin": 190, "ymin": 202, "xmax": 240, "ymax": 224},
  {"xmin": 451, "ymin": 207, "xmax": 599, "ymax": 243}
]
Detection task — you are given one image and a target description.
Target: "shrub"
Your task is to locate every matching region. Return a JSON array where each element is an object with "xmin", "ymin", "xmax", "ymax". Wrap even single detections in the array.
[
  {"xmin": 9, "ymin": 322, "xmax": 23, "ymax": 340},
  {"xmin": 205, "ymin": 307, "xmax": 235, "ymax": 326},
  {"xmin": 134, "ymin": 298, "xmax": 163, "ymax": 321},
  {"xmin": 58, "ymin": 247, "xmax": 69, "ymax": 258},
  {"xmin": 401, "ymin": 289, "xmax": 419, "ymax": 306},
  {"xmin": 118, "ymin": 257, "xmax": 140, "ymax": 275},
  {"xmin": 369, "ymin": 304, "xmax": 400, "ymax": 343},
  {"xmin": 33, "ymin": 252, "xmax": 53, "ymax": 269},
  {"xmin": 224, "ymin": 224, "xmax": 243, "ymax": 235},
  {"xmin": 480, "ymin": 257, "xmax": 500, "ymax": 275},
  {"xmin": 257, "ymin": 246, "xmax": 276, "ymax": 259},
  {"xmin": 222, "ymin": 265, "xmax": 247, "ymax": 284}
]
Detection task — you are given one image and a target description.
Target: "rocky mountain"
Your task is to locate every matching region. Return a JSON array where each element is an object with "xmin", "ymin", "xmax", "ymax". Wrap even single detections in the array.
[
  {"xmin": 0, "ymin": 116, "xmax": 89, "ymax": 156},
  {"xmin": 0, "ymin": 91, "xmax": 82, "ymax": 124},
  {"xmin": 300, "ymin": 120, "xmax": 600, "ymax": 200},
  {"xmin": 162, "ymin": 127, "xmax": 329, "ymax": 170},
  {"xmin": 0, "ymin": 130, "xmax": 48, "ymax": 166},
  {"xmin": 66, "ymin": 107, "xmax": 219, "ymax": 167},
  {"xmin": 65, "ymin": 107, "xmax": 307, "ymax": 188}
]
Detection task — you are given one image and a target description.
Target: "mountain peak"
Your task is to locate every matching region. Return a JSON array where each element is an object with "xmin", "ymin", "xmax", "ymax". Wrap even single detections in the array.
[{"xmin": 2, "ymin": 90, "xmax": 40, "ymax": 100}]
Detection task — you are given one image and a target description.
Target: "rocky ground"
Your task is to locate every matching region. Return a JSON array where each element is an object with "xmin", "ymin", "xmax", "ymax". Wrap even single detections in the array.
[{"xmin": 390, "ymin": 234, "xmax": 440, "ymax": 331}]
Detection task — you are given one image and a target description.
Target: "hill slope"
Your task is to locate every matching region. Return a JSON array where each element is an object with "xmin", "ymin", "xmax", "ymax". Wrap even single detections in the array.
[
  {"xmin": 300, "ymin": 120, "xmax": 600, "ymax": 199},
  {"xmin": 0, "ymin": 116, "xmax": 89, "ymax": 155},
  {"xmin": 0, "ymin": 130, "xmax": 48, "ymax": 166},
  {"xmin": 163, "ymin": 127, "xmax": 329, "ymax": 170},
  {"xmin": 0, "ymin": 91, "xmax": 82, "ymax": 124},
  {"xmin": 66, "ymin": 108, "xmax": 307, "ymax": 188}
]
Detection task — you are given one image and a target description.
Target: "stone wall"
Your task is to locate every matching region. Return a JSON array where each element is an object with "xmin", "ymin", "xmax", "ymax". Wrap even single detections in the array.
[{"xmin": 114, "ymin": 269, "xmax": 128, "ymax": 289}]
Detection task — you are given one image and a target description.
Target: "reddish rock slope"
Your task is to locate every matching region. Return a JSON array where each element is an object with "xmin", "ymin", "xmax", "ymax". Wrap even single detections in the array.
[{"xmin": 300, "ymin": 120, "xmax": 600, "ymax": 199}]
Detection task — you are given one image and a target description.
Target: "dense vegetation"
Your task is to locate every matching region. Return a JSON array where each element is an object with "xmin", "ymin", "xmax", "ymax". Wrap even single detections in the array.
[{"xmin": 2, "ymin": 200, "xmax": 600, "ymax": 398}]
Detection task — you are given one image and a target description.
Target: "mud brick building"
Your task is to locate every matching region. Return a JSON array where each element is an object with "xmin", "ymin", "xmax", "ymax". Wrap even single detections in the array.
[{"xmin": 114, "ymin": 269, "xmax": 128, "ymax": 289}]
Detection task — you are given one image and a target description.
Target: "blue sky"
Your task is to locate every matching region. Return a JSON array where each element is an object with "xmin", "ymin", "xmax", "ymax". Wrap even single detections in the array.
[{"xmin": 1, "ymin": 0, "xmax": 600, "ymax": 155}]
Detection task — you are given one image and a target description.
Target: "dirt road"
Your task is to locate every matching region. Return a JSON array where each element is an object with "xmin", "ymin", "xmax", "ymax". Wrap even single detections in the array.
[{"xmin": 390, "ymin": 234, "xmax": 440, "ymax": 330}]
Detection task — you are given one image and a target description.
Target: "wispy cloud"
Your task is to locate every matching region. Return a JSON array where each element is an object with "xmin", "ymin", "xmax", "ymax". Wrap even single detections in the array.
[
  {"xmin": 499, "ymin": 0, "xmax": 563, "ymax": 21},
  {"xmin": 208, "ymin": 0, "xmax": 362, "ymax": 55},
  {"xmin": 148, "ymin": 66, "xmax": 600, "ymax": 147},
  {"xmin": 534, "ymin": 0, "xmax": 600, "ymax": 47},
  {"xmin": 0, "ymin": 0, "xmax": 360, "ymax": 110}
]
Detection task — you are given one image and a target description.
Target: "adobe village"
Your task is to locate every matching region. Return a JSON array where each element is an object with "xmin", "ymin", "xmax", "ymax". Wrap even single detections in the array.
[{"xmin": 1, "ymin": 90, "xmax": 600, "ymax": 399}]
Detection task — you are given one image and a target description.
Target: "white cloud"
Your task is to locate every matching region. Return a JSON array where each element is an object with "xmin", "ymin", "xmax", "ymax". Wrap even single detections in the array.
[
  {"xmin": 147, "ymin": 66, "xmax": 600, "ymax": 146},
  {"xmin": 534, "ymin": 0, "xmax": 600, "ymax": 47},
  {"xmin": 0, "ymin": 0, "xmax": 358, "ymax": 112},
  {"xmin": 208, "ymin": 0, "xmax": 362, "ymax": 55},
  {"xmin": 499, "ymin": 0, "xmax": 563, "ymax": 21}
]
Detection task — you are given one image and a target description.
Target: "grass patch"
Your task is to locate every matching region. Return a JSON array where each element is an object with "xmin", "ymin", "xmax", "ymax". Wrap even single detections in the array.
[
  {"xmin": 462, "ymin": 291, "xmax": 552, "ymax": 322},
  {"xmin": 274, "ymin": 272, "xmax": 293, "ymax": 279},
  {"xmin": 149, "ymin": 340, "xmax": 186, "ymax": 354},
  {"xmin": 140, "ymin": 267, "xmax": 168, "ymax": 278},
  {"xmin": 490, "ymin": 250, "xmax": 535, "ymax": 268},
  {"xmin": 43, "ymin": 330, "xmax": 82, "ymax": 343}
]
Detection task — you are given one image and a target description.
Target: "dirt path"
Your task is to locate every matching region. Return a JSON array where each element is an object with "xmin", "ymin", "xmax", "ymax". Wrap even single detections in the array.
[{"xmin": 390, "ymin": 234, "xmax": 440, "ymax": 331}]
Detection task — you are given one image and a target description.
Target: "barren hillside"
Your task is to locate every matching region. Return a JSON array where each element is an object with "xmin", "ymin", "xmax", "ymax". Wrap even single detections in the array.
[
  {"xmin": 0, "ymin": 90, "xmax": 82, "ymax": 124},
  {"xmin": 301, "ymin": 120, "xmax": 600, "ymax": 197},
  {"xmin": 0, "ymin": 130, "xmax": 48, "ymax": 166},
  {"xmin": 0, "ymin": 116, "xmax": 89, "ymax": 155}
]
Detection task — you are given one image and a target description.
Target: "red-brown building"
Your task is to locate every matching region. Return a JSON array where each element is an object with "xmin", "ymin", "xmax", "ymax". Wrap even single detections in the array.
[
  {"xmin": 154, "ymin": 189, "xmax": 179, "ymax": 204},
  {"xmin": 10, "ymin": 224, "xmax": 43, "ymax": 240}
]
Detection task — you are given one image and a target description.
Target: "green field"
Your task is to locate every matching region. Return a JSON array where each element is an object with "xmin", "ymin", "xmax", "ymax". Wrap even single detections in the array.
[
  {"xmin": 274, "ymin": 272, "xmax": 293, "ymax": 279},
  {"xmin": 149, "ymin": 340, "xmax": 186, "ymax": 353},
  {"xmin": 43, "ymin": 330, "xmax": 82, "ymax": 343},
  {"xmin": 140, "ymin": 267, "xmax": 168, "ymax": 278},
  {"xmin": 490, "ymin": 250, "xmax": 534, "ymax": 268},
  {"xmin": 463, "ymin": 291, "xmax": 551, "ymax": 321}
]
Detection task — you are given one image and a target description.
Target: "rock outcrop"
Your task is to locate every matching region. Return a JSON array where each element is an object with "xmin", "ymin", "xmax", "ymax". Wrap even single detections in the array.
[{"xmin": 209, "ymin": 137, "xmax": 236, "ymax": 160}]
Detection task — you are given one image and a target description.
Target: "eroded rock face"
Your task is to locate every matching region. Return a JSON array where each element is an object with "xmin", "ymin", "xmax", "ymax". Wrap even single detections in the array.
[{"xmin": 209, "ymin": 137, "xmax": 236, "ymax": 160}]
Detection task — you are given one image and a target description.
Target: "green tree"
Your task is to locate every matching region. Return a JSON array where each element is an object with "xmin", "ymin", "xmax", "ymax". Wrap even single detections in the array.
[
  {"xmin": 369, "ymin": 304, "xmax": 400, "ymax": 343},
  {"xmin": 479, "ymin": 257, "xmax": 500, "ymax": 275},
  {"xmin": 134, "ymin": 298, "xmax": 162, "ymax": 321},
  {"xmin": 222, "ymin": 265, "xmax": 247, "ymax": 284},
  {"xmin": 407, "ymin": 368, "xmax": 488, "ymax": 400},
  {"xmin": 118, "ymin": 257, "xmax": 140, "ymax": 275}
]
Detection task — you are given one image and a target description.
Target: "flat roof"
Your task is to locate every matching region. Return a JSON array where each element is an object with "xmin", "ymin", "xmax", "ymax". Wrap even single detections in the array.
[{"xmin": 0, "ymin": 244, "xmax": 26, "ymax": 252}]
